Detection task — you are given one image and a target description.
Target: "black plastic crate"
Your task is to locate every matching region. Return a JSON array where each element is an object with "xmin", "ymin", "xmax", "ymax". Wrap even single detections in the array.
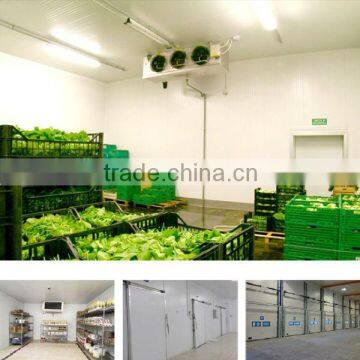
[
  {"xmin": 0, "ymin": 125, "xmax": 103, "ymax": 158},
  {"xmin": 22, "ymin": 212, "xmax": 254, "ymax": 261},
  {"xmin": 0, "ymin": 186, "xmax": 22, "ymax": 260},
  {"xmin": 23, "ymin": 186, "xmax": 103, "ymax": 215}
]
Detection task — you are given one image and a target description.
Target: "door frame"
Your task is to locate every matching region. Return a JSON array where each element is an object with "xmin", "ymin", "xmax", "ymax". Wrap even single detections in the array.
[
  {"xmin": 290, "ymin": 129, "xmax": 348, "ymax": 159},
  {"xmin": 215, "ymin": 305, "xmax": 227, "ymax": 337}
]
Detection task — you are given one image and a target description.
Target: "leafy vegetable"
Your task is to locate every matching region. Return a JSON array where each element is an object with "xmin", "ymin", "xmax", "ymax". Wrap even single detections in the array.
[
  {"xmin": 79, "ymin": 206, "xmax": 145, "ymax": 227},
  {"xmin": 74, "ymin": 228, "xmax": 232, "ymax": 261},
  {"xmin": 22, "ymin": 214, "xmax": 91, "ymax": 245},
  {"xmin": 13, "ymin": 126, "xmax": 99, "ymax": 157}
]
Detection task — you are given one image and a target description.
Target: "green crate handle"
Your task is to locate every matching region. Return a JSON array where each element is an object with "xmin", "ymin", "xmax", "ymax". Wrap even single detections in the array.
[{"xmin": 306, "ymin": 225, "xmax": 317, "ymax": 229}]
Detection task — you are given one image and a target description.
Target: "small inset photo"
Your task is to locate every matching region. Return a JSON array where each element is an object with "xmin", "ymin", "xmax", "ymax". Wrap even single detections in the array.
[
  {"xmin": 123, "ymin": 280, "xmax": 238, "ymax": 360},
  {"xmin": 246, "ymin": 280, "xmax": 360, "ymax": 360},
  {"xmin": 0, "ymin": 280, "xmax": 115, "ymax": 360}
]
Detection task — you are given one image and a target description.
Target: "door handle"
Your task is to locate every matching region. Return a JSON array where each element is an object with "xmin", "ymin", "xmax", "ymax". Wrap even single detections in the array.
[{"xmin": 165, "ymin": 314, "xmax": 170, "ymax": 334}]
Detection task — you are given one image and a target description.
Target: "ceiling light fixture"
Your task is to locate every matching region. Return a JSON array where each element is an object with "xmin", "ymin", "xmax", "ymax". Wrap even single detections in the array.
[
  {"xmin": 341, "ymin": 288, "xmax": 347, "ymax": 291},
  {"xmin": 51, "ymin": 28, "xmax": 101, "ymax": 54},
  {"xmin": 0, "ymin": 18, "xmax": 125, "ymax": 71},
  {"xmin": 45, "ymin": 44, "xmax": 101, "ymax": 68},
  {"xmin": 250, "ymin": 0, "xmax": 278, "ymax": 31},
  {"xmin": 92, "ymin": 0, "xmax": 174, "ymax": 48},
  {"xmin": 124, "ymin": 18, "xmax": 172, "ymax": 47}
]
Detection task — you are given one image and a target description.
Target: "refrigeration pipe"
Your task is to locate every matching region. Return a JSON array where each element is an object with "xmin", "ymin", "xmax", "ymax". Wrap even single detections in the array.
[{"xmin": 185, "ymin": 79, "xmax": 207, "ymax": 228}]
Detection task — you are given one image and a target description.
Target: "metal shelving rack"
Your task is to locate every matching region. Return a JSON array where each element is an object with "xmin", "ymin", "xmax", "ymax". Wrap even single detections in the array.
[
  {"xmin": 9, "ymin": 310, "xmax": 33, "ymax": 347},
  {"xmin": 76, "ymin": 306, "xmax": 115, "ymax": 360},
  {"xmin": 41, "ymin": 321, "xmax": 68, "ymax": 343}
]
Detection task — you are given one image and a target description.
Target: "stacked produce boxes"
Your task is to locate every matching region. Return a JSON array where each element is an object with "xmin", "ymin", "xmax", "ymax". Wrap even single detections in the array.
[
  {"xmin": 284, "ymin": 196, "xmax": 340, "ymax": 260},
  {"xmin": 247, "ymin": 215, "xmax": 268, "ymax": 232},
  {"xmin": 254, "ymin": 189, "xmax": 277, "ymax": 217},
  {"xmin": 273, "ymin": 185, "xmax": 306, "ymax": 232},
  {"xmin": 103, "ymin": 144, "xmax": 140, "ymax": 201},
  {"xmin": 339, "ymin": 195, "xmax": 360, "ymax": 260},
  {"xmin": 132, "ymin": 172, "xmax": 177, "ymax": 206}
]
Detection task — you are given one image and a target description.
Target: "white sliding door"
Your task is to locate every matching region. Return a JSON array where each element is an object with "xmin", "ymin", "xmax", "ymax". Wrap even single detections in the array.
[
  {"xmin": 193, "ymin": 300, "xmax": 210, "ymax": 348},
  {"xmin": 127, "ymin": 283, "xmax": 167, "ymax": 360}
]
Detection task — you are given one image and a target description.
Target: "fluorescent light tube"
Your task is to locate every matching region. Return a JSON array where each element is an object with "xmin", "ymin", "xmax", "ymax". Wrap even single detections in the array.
[
  {"xmin": 251, "ymin": 0, "xmax": 278, "ymax": 31},
  {"xmin": 51, "ymin": 28, "xmax": 101, "ymax": 54},
  {"xmin": 341, "ymin": 288, "xmax": 347, "ymax": 291},
  {"xmin": 45, "ymin": 44, "xmax": 101, "ymax": 68},
  {"xmin": 125, "ymin": 18, "xmax": 171, "ymax": 47}
]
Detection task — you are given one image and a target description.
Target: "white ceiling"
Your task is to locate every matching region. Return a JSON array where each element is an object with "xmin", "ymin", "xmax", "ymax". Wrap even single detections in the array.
[
  {"xmin": 0, "ymin": 0, "xmax": 360, "ymax": 82},
  {"xmin": 195, "ymin": 280, "xmax": 238, "ymax": 300},
  {"xmin": 312, "ymin": 281, "xmax": 360, "ymax": 301},
  {"xmin": 0, "ymin": 280, "xmax": 114, "ymax": 304}
]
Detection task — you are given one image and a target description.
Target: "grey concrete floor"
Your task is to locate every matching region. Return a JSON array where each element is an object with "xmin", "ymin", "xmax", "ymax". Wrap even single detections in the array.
[
  {"xmin": 247, "ymin": 329, "xmax": 360, "ymax": 360},
  {"xmin": 170, "ymin": 333, "xmax": 237, "ymax": 360},
  {"xmin": 5, "ymin": 342, "xmax": 87, "ymax": 359},
  {"xmin": 176, "ymin": 205, "xmax": 283, "ymax": 260}
]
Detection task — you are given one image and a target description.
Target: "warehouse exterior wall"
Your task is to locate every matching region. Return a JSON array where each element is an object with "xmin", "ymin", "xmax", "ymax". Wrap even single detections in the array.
[
  {"xmin": 0, "ymin": 51, "xmax": 106, "ymax": 134},
  {"xmin": 0, "ymin": 290, "xmax": 23, "ymax": 350},
  {"xmin": 105, "ymin": 48, "xmax": 360, "ymax": 203},
  {"xmin": 23, "ymin": 303, "xmax": 86, "ymax": 342}
]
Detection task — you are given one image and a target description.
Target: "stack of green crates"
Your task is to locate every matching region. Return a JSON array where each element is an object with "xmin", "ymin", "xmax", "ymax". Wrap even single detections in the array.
[
  {"xmin": 247, "ymin": 215, "xmax": 268, "ymax": 231},
  {"xmin": 274, "ymin": 185, "xmax": 306, "ymax": 232},
  {"xmin": 254, "ymin": 189, "xmax": 277, "ymax": 216},
  {"xmin": 284, "ymin": 195, "xmax": 340, "ymax": 260},
  {"xmin": 132, "ymin": 172, "xmax": 176, "ymax": 206},
  {"xmin": 276, "ymin": 185, "xmax": 306, "ymax": 212},
  {"xmin": 103, "ymin": 144, "xmax": 141, "ymax": 201},
  {"xmin": 339, "ymin": 194, "xmax": 360, "ymax": 260}
]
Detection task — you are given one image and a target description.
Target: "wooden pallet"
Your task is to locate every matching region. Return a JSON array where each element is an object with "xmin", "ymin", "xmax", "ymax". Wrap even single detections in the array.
[
  {"xmin": 255, "ymin": 230, "xmax": 285, "ymax": 252},
  {"xmin": 132, "ymin": 199, "xmax": 187, "ymax": 210},
  {"xmin": 150, "ymin": 199, "xmax": 187, "ymax": 209}
]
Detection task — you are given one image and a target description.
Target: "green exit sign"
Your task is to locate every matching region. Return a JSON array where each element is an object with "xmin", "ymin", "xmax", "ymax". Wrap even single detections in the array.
[{"xmin": 312, "ymin": 118, "xmax": 327, "ymax": 126}]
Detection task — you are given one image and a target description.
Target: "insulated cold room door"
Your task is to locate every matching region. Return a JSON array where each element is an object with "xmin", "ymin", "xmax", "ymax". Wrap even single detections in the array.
[
  {"xmin": 220, "ymin": 308, "xmax": 227, "ymax": 336},
  {"xmin": 127, "ymin": 283, "xmax": 167, "ymax": 360},
  {"xmin": 193, "ymin": 300, "xmax": 210, "ymax": 348},
  {"xmin": 307, "ymin": 283, "xmax": 321, "ymax": 334},
  {"xmin": 323, "ymin": 290, "xmax": 334, "ymax": 332},
  {"xmin": 334, "ymin": 305, "xmax": 343, "ymax": 330},
  {"xmin": 283, "ymin": 281, "xmax": 305, "ymax": 336},
  {"xmin": 246, "ymin": 281, "xmax": 278, "ymax": 341}
]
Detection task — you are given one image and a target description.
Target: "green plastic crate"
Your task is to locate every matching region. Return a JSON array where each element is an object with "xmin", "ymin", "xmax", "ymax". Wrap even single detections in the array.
[
  {"xmin": 338, "ymin": 251, "xmax": 360, "ymax": 260},
  {"xmin": 339, "ymin": 241, "xmax": 360, "ymax": 253},
  {"xmin": 247, "ymin": 215, "xmax": 268, "ymax": 231},
  {"xmin": 285, "ymin": 196, "xmax": 339, "ymax": 228},
  {"xmin": 284, "ymin": 244, "xmax": 338, "ymax": 260}
]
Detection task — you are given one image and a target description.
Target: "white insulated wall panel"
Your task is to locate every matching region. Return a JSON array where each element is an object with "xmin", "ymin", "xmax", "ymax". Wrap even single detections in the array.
[{"xmin": 105, "ymin": 49, "xmax": 360, "ymax": 203}]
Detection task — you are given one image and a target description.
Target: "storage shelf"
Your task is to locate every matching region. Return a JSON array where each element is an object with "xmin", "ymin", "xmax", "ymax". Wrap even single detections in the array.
[{"xmin": 76, "ymin": 305, "xmax": 115, "ymax": 360}]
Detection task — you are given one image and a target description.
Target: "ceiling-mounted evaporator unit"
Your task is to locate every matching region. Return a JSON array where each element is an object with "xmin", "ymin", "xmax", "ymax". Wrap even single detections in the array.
[
  {"xmin": 143, "ymin": 43, "xmax": 229, "ymax": 81},
  {"xmin": 42, "ymin": 301, "xmax": 64, "ymax": 313}
]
